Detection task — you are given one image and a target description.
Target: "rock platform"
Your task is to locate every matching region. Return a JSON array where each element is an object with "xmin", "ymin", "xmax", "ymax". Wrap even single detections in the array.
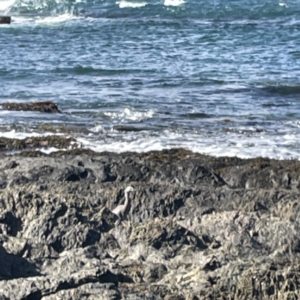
[{"xmin": 0, "ymin": 148, "xmax": 300, "ymax": 299}]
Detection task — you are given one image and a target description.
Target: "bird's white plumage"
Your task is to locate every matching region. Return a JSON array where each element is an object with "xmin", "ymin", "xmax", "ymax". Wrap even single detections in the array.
[{"xmin": 112, "ymin": 186, "xmax": 134, "ymax": 218}]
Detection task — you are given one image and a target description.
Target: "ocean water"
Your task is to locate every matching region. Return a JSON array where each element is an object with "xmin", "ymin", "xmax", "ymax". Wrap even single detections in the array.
[{"xmin": 1, "ymin": 0, "xmax": 300, "ymax": 159}]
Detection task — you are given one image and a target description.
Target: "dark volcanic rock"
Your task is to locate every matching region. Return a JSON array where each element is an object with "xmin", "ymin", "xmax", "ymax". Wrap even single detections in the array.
[
  {"xmin": 0, "ymin": 149, "xmax": 300, "ymax": 298},
  {"xmin": 1, "ymin": 101, "xmax": 61, "ymax": 113},
  {"xmin": 0, "ymin": 16, "xmax": 11, "ymax": 24}
]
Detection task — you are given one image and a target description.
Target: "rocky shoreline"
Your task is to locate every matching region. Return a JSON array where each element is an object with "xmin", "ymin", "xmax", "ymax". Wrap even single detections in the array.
[{"xmin": 0, "ymin": 148, "xmax": 299, "ymax": 299}]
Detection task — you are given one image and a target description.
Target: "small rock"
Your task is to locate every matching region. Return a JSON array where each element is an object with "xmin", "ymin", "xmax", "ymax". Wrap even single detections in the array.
[{"xmin": 0, "ymin": 16, "xmax": 11, "ymax": 24}]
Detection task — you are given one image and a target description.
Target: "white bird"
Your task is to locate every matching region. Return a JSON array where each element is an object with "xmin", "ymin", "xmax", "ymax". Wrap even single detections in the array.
[{"xmin": 112, "ymin": 186, "xmax": 134, "ymax": 220}]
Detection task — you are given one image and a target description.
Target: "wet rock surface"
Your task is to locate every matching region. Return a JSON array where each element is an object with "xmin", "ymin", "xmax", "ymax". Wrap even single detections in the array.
[
  {"xmin": 0, "ymin": 149, "xmax": 300, "ymax": 299},
  {"xmin": 0, "ymin": 135, "xmax": 77, "ymax": 152},
  {"xmin": 0, "ymin": 16, "xmax": 11, "ymax": 24},
  {"xmin": 1, "ymin": 101, "xmax": 61, "ymax": 113}
]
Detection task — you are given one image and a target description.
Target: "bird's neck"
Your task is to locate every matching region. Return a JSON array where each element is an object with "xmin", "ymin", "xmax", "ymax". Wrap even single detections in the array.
[{"xmin": 124, "ymin": 192, "xmax": 130, "ymax": 210}]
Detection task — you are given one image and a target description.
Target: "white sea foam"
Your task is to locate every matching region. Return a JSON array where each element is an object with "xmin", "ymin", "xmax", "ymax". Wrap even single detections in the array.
[
  {"xmin": 164, "ymin": 0, "xmax": 185, "ymax": 7},
  {"xmin": 9, "ymin": 16, "xmax": 33, "ymax": 24},
  {"xmin": 88, "ymin": 124, "xmax": 108, "ymax": 133},
  {"xmin": 116, "ymin": 0, "xmax": 147, "ymax": 8},
  {"xmin": 5, "ymin": 14, "xmax": 78, "ymax": 26},
  {"xmin": 38, "ymin": 147, "xmax": 62, "ymax": 154},
  {"xmin": 0, "ymin": 130, "xmax": 64, "ymax": 139},
  {"xmin": 0, "ymin": 128, "xmax": 300, "ymax": 159},
  {"xmin": 71, "ymin": 128, "xmax": 300, "ymax": 160},
  {"xmin": 104, "ymin": 108, "xmax": 155, "ymax": 122},
  {"xmin": 1, "ymin": 126, "xmax": 300, "ymax": 160},
  {"xmin": 0, "ymin": 0, "xmax": 15, "ymax": 12},
  {"xmin": 279, "ymin": 1, "xmax": 288, "ymax": 8},
  {"xmin": 35, "ymin": 13, "xmax": 77, "ymax": 24}
]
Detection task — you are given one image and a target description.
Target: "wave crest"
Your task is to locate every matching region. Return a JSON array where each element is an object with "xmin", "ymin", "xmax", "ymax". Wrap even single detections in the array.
[
  {"xmin": 3, "ymin": 0, "xmax": 300, "ymax": 19},
  {"xmin": 3, "ymin": 0, "xmax": 77, "ymax": 15}
]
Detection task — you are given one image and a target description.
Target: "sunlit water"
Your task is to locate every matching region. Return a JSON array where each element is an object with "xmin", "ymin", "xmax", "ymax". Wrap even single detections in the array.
[{"xmin": 1, "ymin": 0, "xmax": 300, "ymax": 158}]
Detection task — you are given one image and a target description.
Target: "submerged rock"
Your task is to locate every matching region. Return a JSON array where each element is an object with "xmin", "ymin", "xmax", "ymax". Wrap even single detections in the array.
[
  {"xmin": 37, "ymin": 123, "xmax": 89, "ymax": 134},
  {"xmin": 1, "ymin": 101, "xmax": 61, "ymax": 113},
  {"xmin": 0, "ymin": 149, "xmax": 299, "ymax": 298}
]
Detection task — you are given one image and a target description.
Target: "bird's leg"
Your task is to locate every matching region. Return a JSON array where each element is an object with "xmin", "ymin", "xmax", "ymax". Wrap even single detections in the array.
[{"xmin": 114, "ymin": 217, "xmax": 121, "ymax": 227}]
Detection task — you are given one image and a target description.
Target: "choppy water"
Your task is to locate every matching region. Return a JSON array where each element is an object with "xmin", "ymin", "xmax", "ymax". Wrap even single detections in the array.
[{"xmin": 1, "ymin": 0, "xmax": 300, "ymax": 158}]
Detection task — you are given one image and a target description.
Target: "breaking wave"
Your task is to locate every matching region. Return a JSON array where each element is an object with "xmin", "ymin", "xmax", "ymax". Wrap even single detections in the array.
[
  {"xmin": 1, "ymin": 0, "xmax": 78, "ymax": 15},
  {"xmin": 3, "ymin": 0, "xmax": 299, "ymax": 19}
]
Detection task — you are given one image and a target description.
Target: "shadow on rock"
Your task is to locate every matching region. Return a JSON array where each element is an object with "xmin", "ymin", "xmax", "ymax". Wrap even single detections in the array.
[
  {"xmin": 0, "ymin": 211, "xmax": 22, "ymax": 236},
  {"xmin": 0, "ymin": 245, "xmax": 40, "ymax": 279}
]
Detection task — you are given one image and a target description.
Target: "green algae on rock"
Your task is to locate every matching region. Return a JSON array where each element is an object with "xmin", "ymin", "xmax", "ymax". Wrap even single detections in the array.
[{"xmin": 0, "ymin": 135, "xmax": 77, "ymax": 152}]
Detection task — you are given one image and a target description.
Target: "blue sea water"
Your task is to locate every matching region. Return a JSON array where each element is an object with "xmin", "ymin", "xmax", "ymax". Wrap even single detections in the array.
[{"xmin": 1, "ymin": 0, "xmax": 300, "ymax": 158}]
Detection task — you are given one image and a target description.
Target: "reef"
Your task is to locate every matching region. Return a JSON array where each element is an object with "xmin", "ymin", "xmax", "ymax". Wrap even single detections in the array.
[{"xmin": 0, "ymin": 148, "xmax": 299, "ymax": 299}]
